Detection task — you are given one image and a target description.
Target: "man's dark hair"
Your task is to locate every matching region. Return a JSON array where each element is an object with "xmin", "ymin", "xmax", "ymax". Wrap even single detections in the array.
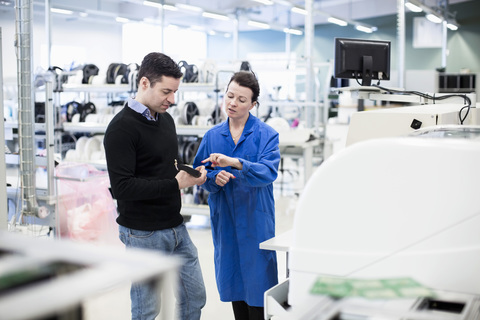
[
  {"xmin": 227, "ymin": 71, "xmax": 260, "ymax": 104},
  {"xmin": 137, "ymin": 52, "xmax": 183, "ymax": 87}
]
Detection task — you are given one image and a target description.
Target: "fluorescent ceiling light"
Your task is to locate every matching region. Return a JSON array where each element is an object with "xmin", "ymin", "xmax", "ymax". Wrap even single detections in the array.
[
  {"xmin": 283, "ymin": 28, "xmax": 303, "ymax": 35},
  {"xmin": 327, "ymin": 17, "xmax": 348, "ymax": 26},
  {"xmin": 116, "ymin": 17, "xmax": 130, "ymax": 23},
  {"xmin": 291, "ymin": 6, "xmax": 307, "ymax": 15},
  {"xmin": 274, "ymin": 0, "xmax": 293, "ymax": 6},
  {"xmin": 405, "ymin": 2, "xmax": 422, "ymax": 12},
  {"xmin": 163, "ymin": 4, "xmax": 178, "ymax": 11},
  {"xmin": 143, "ymin": 0, "xmax": 162, "ymax": 9},
  {"xmin": 79, "ymin": 12, "xmax": 88, "ymax": 17},
  {"xmin": 176, "ymin": 3, "xmax": 203, "ymax": 12},
  {"xmin": 447, "ymin": 22, "xmax": 458, "ymax": 30},
  {"xmin": 355, "ymin": 25, "xmax": 373, "ymax": 33},
  {"xmin": 50, "ymin": 8, "xmax": 73, "ymax": 15},
  {"xmin": 426, "ymin": 13, "xmax": 442, "ymax": 23},
  {"xmin": 251, "ymin": 0, "xmax": 274, "ymax": 5},
  {"xmin": 248, "ymin": 20, "xmax": 270, "ymax": 29},
  {"xmin": 202, "ymin": 11, "xmax": 229, "ymax": 21}
]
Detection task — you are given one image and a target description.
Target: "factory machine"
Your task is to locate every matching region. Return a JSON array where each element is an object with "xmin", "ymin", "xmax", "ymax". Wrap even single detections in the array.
[{"xmin": 264, "ymin": 99, "xmax": 480, "ymax": 319}]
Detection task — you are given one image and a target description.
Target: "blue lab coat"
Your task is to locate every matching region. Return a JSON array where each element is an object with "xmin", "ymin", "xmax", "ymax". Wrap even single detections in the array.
[{"xmin": 193, "ymin": 114, "xmax": 280, "ymax": 307}]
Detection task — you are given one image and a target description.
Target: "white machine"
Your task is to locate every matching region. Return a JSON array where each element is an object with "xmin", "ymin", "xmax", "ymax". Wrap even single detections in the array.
[
  {"xmin": 345, "ymin": 92, "xmax": 479, "ymax": 146},
  {"xmin": 266, "ymin": 124, "xmax": 480, "ymax": 319}
]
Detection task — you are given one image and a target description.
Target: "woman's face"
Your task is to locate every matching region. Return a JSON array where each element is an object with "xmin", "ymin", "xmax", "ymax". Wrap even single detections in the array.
[{"xmin": 224, "ymin": 81, "xmax": 255, "ymax": 122}]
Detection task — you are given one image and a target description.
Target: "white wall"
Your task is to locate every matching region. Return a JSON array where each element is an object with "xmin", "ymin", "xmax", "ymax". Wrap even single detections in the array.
[{"xmin": 0, "ymin": 11, "xmax": 123, "ymax": 83}]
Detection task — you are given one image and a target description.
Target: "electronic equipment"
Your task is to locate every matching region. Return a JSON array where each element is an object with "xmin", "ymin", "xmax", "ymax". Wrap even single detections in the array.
[
  {"xmin": 334, "ymin": 37, "xmax": 391, "ymax": 86},
  {"xmin": 264, "ymin": 124, "xmax": 480, "ymax": 319}
]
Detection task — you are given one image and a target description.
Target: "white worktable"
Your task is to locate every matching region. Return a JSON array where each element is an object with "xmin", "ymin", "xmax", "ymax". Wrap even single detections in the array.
[{"xmin": 260, "ymin": 229, "xmax": 293, "ymax": 277}]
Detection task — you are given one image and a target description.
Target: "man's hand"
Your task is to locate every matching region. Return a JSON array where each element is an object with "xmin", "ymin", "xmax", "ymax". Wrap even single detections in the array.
[{"xmin": 175, "ymin": 166, "xmax": 207, "ymax": 189}]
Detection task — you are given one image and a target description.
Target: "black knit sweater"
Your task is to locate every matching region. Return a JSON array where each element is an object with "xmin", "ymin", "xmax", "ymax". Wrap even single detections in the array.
[{"xmin": 103, "ymin": 105, "xmax": 183, "ymax": 231}]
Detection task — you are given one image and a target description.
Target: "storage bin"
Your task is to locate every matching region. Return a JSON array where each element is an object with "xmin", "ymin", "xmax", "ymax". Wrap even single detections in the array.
[{"xmin": 55, "ymin": 163, "xmax": 120, "ymax": 246}]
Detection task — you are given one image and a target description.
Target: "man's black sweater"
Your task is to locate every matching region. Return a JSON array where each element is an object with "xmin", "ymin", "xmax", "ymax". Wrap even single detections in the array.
[{"xmin": 104, "ymin": 106, "xmax": 183, "ymax": 231}]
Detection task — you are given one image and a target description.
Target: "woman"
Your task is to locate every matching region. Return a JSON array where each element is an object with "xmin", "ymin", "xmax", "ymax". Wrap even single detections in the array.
[{"xmin": 193, "ymin": 71, "xmax": 280, "ymax": 320}]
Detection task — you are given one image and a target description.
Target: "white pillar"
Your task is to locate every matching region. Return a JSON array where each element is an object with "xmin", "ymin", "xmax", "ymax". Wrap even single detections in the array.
[
  {"xmin": 304, "ymin": 0, "xmax": 315, "ymax": 127},
  {"xmin": 397, "ymin": 0, "xmax": 406, "ymax": 89},
  {"xmin": 0, "ymin": 28, "xmax": 8, "ymax": 230}
]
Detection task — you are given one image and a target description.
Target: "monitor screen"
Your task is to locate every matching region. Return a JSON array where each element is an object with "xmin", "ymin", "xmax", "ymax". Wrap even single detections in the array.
[{"xmin": 334, "ymin": 37, "xmax": 391, "ymax": 86}]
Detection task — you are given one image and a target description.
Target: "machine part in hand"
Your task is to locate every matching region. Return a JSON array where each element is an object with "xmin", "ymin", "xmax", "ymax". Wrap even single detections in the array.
[{"xmin": 174, "ymin": 159, "xmax": 201, "ymax": 178}]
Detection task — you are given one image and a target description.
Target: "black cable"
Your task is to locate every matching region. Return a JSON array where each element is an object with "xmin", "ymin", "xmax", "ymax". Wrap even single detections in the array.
[{"xmin": 372, "ymin": 84, "xmax": 472, "ymax": 125}]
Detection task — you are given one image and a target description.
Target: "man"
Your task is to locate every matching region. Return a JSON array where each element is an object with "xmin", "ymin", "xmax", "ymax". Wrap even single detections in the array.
[{"xmin": 104, "ymin": 52, "xmax": 207, "ymax": 320}]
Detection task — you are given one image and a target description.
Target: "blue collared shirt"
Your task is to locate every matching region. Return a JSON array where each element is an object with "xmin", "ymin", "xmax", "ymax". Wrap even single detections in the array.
[{"xmin": 127, "ymin": 97, "xmax": 157, "ymax": 121}]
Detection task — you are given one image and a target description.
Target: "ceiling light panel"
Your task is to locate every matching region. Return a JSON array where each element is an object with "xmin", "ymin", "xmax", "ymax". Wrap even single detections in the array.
[
  {"xmin": 291, "ymin": 6, "xmax": 307, "ymax": 15},
  {"xmin": 405, "ymin": 2, "xmax": 422, "ymax": 12},
  {"xmin": 202, "ymin": 11, "xmax": 230, "ymax": 21},
  {"xmin": 251, "ymin": 0, "xmax": 274, "ymax": 5},
  {"xmin": 143, "ymin": 1, "xmax": 162, "ymax": 9},
  {"xmin": 248, "ymin": 20, "xmax": 271, "ymax": 29},
  {"xmin": 327, "ymin": 17, "xmax": 347, "ymax": 26},
  {"xmin": 355, "ymin": 25, "xmax": 373, "ymax": 33},
  {"xmin": 50, "ymin": 7, "xmax": 73, "ymax": 15},
  {"xmin": 426, "ymin": 13, "xmax": 442, "ymax": 23},
  {"xmin": 176, "ymin": 3, "xmax": 203, "ymax": 13}
]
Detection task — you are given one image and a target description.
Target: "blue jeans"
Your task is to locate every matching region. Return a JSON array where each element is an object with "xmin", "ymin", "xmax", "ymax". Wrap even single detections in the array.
[{"xmin": 119, "ymin": 223, "xmax": 206, "ymax": 320}]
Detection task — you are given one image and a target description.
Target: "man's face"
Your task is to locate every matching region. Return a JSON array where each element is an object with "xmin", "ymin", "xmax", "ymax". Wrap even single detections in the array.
[{"xmin": 139, "ymin": 75, "xmax": 181, "ymax": 115}]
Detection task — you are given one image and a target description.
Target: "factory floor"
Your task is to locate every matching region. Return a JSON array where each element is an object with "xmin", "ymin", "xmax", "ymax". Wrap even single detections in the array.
[{"xmin": 82, "ymin": 159, "xmax": 303, "ymax": 320}]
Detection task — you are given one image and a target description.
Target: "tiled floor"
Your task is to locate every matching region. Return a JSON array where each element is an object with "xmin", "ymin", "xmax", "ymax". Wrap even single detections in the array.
[{"xmin": 82, "ymin": 159, "xmax": 303, "ymax": 320}]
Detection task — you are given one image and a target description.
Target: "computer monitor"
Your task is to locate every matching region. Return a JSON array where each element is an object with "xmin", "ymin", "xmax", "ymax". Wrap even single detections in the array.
[{"xmin": 334, "ymin": 37, "xmax": 391, "ymax": 86}]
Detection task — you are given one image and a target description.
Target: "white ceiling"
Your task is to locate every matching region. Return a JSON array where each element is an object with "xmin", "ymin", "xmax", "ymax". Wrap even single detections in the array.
[{"xmin": 0, "ymin": 0, "xmax": 472, "ymax": 34}]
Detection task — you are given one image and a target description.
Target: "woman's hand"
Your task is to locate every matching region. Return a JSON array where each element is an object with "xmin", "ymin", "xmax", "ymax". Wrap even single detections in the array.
[
  {"xmin": 202, "ymin": 153, "xmax": 242, "ymax": 170},
  {"xmin": 215, "ymin": 170, "xmax": 236, "ymax": 187}
]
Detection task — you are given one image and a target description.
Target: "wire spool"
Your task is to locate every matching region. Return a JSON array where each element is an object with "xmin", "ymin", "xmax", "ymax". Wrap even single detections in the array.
[
  {"xmin": 65, "ymin": 101, "xmax": 81, "ymax": 122},
  {"xmin": 90, "ymin": 74, "xmax": 106, "ymax": 85},
  {"xmin": 71, "ymin": 113, "xmax": 81, "ymax": 123},
  {"xmin": 182, "ymin": 140, "xmax": 200, "ymax": 164},
  {"xmin": 67, "ymin": 70, "xmax": 84, "ymax": 85},
  {"xmin": 196, "ymin": 115, "xmax": 213, "ymax": 127},
  {"xmin": 168, "ymin": 104, "xmax": 181, "ymax": 118},
  {"xmin": 211, "ymin": 104, "xmax": 224, "ymax": 125},
  {"xmin": 83, "ymin": 137, "xmax": 101, "ymax": 161},
  {"xmin": 182, "ymin": 101, "xmax": 199, "ymax": 125},
  {"xmin": 61, "ymin": 133, "xmax": 77, "ymax": 158},
  {"xmin": 90, "ymin": 150, "xmax": 104, "ymax": 161},
  {"xmin": 64, "ymin": 149, "xmax": 78, "ymax": 161},
  {"xmin": 79, "ymin": 102, "xmax": 96, "ymax": 122},
  {"xmin": 191, "ymin": 115, "xmax": 199, "ymax": 126},
  {"xmin": 96, "ymin": 135, "xmax": 106, "ymax": 156},
  {"xmin": 266, "ymin": 117, "xmax": 291, "ymax": 132},
  {"xmin": 199, "ymin": 59, "xmax": 217, "ymax": 83},
  {"xmin": 84, "ymin": 114, "xmax": 98, "ymax": 123},
  {"xmin": 195, "ymin": 98, "xmax": 216, "ymax": 116},
  {"xmin": 75, "ymin": 136, "xmax": 89, "ymax": 156},
  {"xmin": 174, "ymin": 115, "xmax": 185, "ymax": 126}
]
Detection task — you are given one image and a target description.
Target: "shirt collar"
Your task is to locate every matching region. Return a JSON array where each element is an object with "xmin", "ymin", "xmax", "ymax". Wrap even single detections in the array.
[{"xmin": 127, "ymin": 97, "xmax": 157, "ymax": 121}]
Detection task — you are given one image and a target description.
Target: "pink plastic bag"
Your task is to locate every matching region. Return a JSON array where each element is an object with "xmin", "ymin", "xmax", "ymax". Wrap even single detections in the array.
[{"xmin": 56, "ymin": 163, "xmax": 120, "ymax": 246}]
